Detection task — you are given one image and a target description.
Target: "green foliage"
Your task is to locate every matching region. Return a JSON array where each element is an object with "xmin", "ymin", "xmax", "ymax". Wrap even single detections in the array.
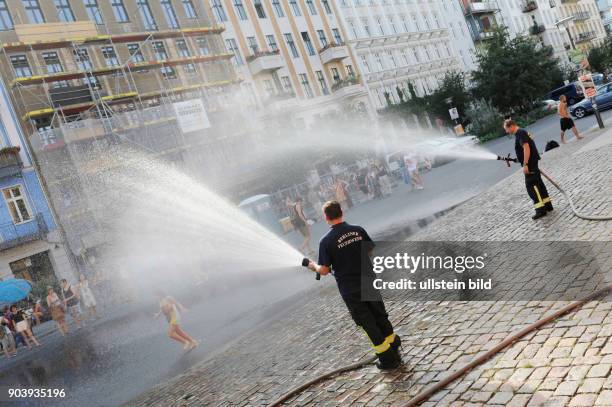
[
  {"xmin": 472, "ymin": 28, "xmax": 563, "ymax": 114},
  {"xmin": 465, "ymin": 99, "xmax": 504, "ymax": 142},
  {"xmin": 424, "ymin": 71, "xmax": 470, "ymax": 126},
  {"xmin": 29, "ymin": 276, "xmax": 59, "ymax": 303},
  {"xmin": 587, "ymin": 37, "xmax": 612, "ymax": 74}
]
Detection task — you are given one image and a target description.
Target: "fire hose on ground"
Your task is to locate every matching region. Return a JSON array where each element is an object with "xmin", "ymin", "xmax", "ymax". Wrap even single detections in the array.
[
  {"xmin": 269, "ymin": 161, "xmax": 611, "ymax": 407},
  {"xmin": 268, "ymin": 284, "xmax": 612, "ymax": 407}
]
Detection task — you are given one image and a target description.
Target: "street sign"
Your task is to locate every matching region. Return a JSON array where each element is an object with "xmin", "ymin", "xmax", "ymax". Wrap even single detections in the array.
[
  {"xmin": 578, "ymin": 73, "xmax": 597, "ymax": 98},
  {"xmin": 449, "ymin": 107, "xmax": 459, "ymax": 120}
]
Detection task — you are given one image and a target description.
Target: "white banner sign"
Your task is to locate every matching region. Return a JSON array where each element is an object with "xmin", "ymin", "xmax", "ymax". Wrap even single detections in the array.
[{"xmin": 173, "ymin": 99, "xmax": 211, "ymax": 133}]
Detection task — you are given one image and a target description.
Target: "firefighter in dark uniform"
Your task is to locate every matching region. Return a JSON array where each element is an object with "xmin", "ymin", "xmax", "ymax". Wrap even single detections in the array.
[
  {"xmin": 504, "ymin": 119, "xmax": 553, "ymax": 219},
  {"xmin": 306, "ymin": 201, "xmax": 402, "ymax": 369}
]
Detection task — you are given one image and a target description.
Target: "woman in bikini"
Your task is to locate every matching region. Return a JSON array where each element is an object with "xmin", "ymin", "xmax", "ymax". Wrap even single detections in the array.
[{"xmin": 154, "ymin": 293, "xmax": 199, "ymax": 351}]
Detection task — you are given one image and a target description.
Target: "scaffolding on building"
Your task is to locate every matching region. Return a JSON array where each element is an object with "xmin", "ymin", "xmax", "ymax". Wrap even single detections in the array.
[{"xmin": 0, "ymin": 1, "xmax": 252, "ymax": 277}]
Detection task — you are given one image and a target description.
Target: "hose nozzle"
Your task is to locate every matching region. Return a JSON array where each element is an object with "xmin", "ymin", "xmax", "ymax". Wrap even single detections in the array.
[
  {"xmin": 497, "ymin": 154, "xmax": 518, "ymax": 167},
  {"xmin": 301, "ymin": 257, "xmax": 321, "ymax": 280}
]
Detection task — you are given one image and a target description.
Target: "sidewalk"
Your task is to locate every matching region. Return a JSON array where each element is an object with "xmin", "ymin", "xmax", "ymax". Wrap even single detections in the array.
[{"xmin": 128, "ymin": 128, "xmax": 612, "ymax": 407}]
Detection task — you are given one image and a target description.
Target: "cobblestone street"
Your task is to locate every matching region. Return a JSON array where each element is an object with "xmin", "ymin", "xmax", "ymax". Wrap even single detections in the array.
[{"xmin": 129, "ymin": 129, "xmax": 612, "ymax": 407}]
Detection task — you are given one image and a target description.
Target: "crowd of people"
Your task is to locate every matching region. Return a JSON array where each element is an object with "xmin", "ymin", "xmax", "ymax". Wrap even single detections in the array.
[
  {"xmin": 0, "ymin": 274, "xmax": 98, "ymax": 359},
  {"xmin": 278, "ymin": 156, "xmax": 430, "ymax": 255}
]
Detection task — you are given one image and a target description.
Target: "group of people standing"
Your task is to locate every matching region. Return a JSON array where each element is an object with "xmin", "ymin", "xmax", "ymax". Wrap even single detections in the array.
[{"xmin": 45, "ymin": 275, "xmax": 98, "ymax": 336}]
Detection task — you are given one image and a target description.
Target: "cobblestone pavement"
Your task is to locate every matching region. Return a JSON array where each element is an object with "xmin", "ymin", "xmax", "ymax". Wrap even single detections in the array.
[{"xmin": 128, "ymin": 129, "xmax": 612, "ymax": 407}]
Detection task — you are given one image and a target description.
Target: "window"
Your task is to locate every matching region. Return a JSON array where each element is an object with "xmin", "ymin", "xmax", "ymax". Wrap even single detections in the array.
[
  {"xmin": 234, "ymin": 0, "xmax": 247, "ymax": 20},
  {"xmin": 266, "ymin": 34, "xmax": 278, "ymax": 52},
  {"xmin": 360, "ymin": 55, "xmax": 370, "ymax": 73},
  {"xmin": 225, "ymin": 38, "xmax": 243, "ymax": 65},
  {"xmin": 254, "ymin": 0, "xmax": 266, "ymax": 18},
  {"xmin": 389, "ymin": 17, "xmax": 397, "ymax": 34},
  {"xmin": 272, "ymin": 0, "xmax": 284, "ymax": 17},
  {"xmin": 152, "ymin": 41, "xmax": 168, "ymax": 60},
  {"xmin": 137, "ymin": 0, "xmax": 157, "ymax": 30},
  {"xmin": 362, "ymin": 18, "xmax": 371, "ymax": 37},
  {"xmin": 331, "ymin": 67, "xmax": 340, "ymax": 82},
  {"xmin": 211, "ymin": 0, "xmax": 227, "ymax": 22},
  {"xmin": 299, "ymin": 73, "xmax": 313, "ymax": 98},
  {"xmin": 301, "ymin": 32, "xmax": 315, "ymax": 56},
  {"xmin": 127, "ymin": 43, "xmax": 145, "ymax": 62},
  {"xmin": 317, "ymin": 30, "xmax": 327, "ymax": 48},
  {"xmin": 23, "ymin": 0, "xmax": 44, "ymax": 23},
  {"xmin": 332, "ymin": 28, "xmax": 342, "ymax": 44},
  {"xmin": 281, "ymin": 76, "xmax": 293, "ymax": 94},
  {"xmin": 83, "ymin": 0, "xmax": 103, "ymax": 24},
  {"xmin": 306, "ymin": 0, "xmax": 317, "ymax": 15},
  {"xmin": 377, "ymin": 18, "xmax": 385, "ymax": 35},
  {"xmin": 176, "ymin": 39, "xmax": 191, "ymax": 57},
  {"xmin": 10, "ymin": 55, "xmax": 31, "ymax": 77},
  {"xmin": 0, "ymin": 1, "xmax": 13, "ymax": 30},
  {"xmin": 55, "ymin": 0, "xmax": 75, "ymax": 22},
  {"xmin": 263, "ymin": 79, "xmax": 274, "ymax": 96},
  {"xmin": 111, "ymin": 0, "xmax": 129, "ymax": 22},
  {"xmin": 161, "ymin": 0, "xmax": 180, "ymax": 29},
  {"xmin": 247, "ymin": 37, "xmax": 258, "ymax": 54},
  {"xmin": 196, "ymin": 37, "xmax": 210, "ymax": 55},
  {"xmin": 412, "ymin": 15, "xmax": 420, "ymax": 31},
  {"xmin": 374, "ymin": 52, "xmax": 384, "ymax": 71},
  {"xmin": 289, "ymin": 0, "xmax": 301, "ymax": 17},
  {"xmin": 387, "ymin": 50, "xmax": 396, "ymax": 67},
  {"xmin": 3, "ymin": 186, "xmax": 32, "ymax": 224},
  {"xmin": 316, "ymin": 70, "xmax": 328, "ymax": 94},
  {"xmin": 346, "ymin": 65, "xmax": 354, "ymax": 77},
  {"xmin": 73, "ymin": 48, "xmax": 92, "ymax": 70},
  {"xmin": 322, "ymin": 0, "xmax": 332, "ymax": 14},
  {"xmin": 101, "ymin": 46, "xmax": 120, "ymax": 66},
  {"xmin": 42, "ymin": 52, "xmax": 63, "ymax": 73},
  {"xmin": 183, "ymin": 63, "xmax": 196, "ymax": 75},
  {"xmin": 182, "ymin": 0, "xmax": 197, "ymax": 18},
  {"xmin": 161, "ymin": 66, "xmax": 176, "ymax": 79},
  {"xmin": 285, "ymin": 33, "xmax": 299, "ymax": 58}
]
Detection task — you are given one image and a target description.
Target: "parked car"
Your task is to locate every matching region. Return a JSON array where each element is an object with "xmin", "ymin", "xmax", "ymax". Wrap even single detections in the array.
[
  {"xmin": 539, "ymin": 99, "xmax": 560, "ymax": 112},
  {"xmin": 592, "ymin": 73, "xmax": 605, "ymax": 86},
  {"xmin": 569, "ymin": 83, "xmax": 612, "ymax": 119},
  {"xmin": 545, "ymin": 82, "xmax": 584, "ymax": 105}
]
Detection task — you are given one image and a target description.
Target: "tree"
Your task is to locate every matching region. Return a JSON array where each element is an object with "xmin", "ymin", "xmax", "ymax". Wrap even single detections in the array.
[
  {"xmin": 424, "ymin": 71, "xmax": 470, "ymax": 125},
  {"xmin": 587, "ymin": 37, "xmax": 612, "ymax": 74},
  {"xmin": 472, "ymin": 28, "xmax": 563, "ymax": 114}
]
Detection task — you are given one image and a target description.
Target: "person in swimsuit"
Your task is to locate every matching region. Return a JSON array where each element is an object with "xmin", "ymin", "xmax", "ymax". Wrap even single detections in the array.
[
  {"xmin": 558, "ymin": 95, "xmax": 583, "ymax": 144},
  {"xmin": 154, "ymin": 292, "xmax": 199, "ymax": 351}
]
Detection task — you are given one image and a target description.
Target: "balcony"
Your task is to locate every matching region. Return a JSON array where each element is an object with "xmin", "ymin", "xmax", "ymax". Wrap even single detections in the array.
[
  {"xmin": 472, "ymin": 29, "xmax": 496, "ymax": 42},
  {"xmin": 330, "ymin": 75, "xmax": 366, "ymax": 98},
  {"xmin": 576, "ymin": 31, "xmax": 596, "ymax": 43},
  {"xmin": 319, "ymin": 43, "xmax": 349, "ymax": 64},
  {"xmin": 522, "ymin": 1, "xmax": 538, "ymax": 12},
  {"xmin": 573, "ymin": 11, "xmax": 590, "ymax": 21},
  {"xmin": 0, "ymin": 146, "xmax": 23, "ymax": 178},
  {"xmin": 530, "ymin": 24, "xmax": 546, "ymax": 35},
  {"xmin": 464, "ymin": 1, "xmax": 499, "ymax": 15},
  {"xmin": 247, "ymin": 50, "xmax": 283, "ymax": 76},
  {"xmin": 0, "ymin": 214, "xmax": 48, "ymax": 251}
]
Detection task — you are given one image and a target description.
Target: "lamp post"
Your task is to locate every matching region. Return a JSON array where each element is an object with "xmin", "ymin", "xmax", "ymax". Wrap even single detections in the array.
[{"xmin": 555, "ymin": 16, "xmax": 576, "ymax": 51}]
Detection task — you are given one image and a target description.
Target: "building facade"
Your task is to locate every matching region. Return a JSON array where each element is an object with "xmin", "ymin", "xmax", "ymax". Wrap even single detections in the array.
[
  {"xmin": 0, "ymin": 0, "xmax": 244, "ymax": 272},
  {"xmin": 0, "ymin": 80, "xmax": 74, "ymax": 283},
  {"xmin": 596, "ymin": 0, "xmax": 611, "ymax": 34},
  {"xmin": 205, "ymin": 0, "xmax": 372, "ymax": 130},
  {"xmin": 461, "ymin": 1, "xmax": 607, "ymax": 62},
  {"xmin": 334, "ymin": 0, "xmax": 475, "ymax": 110}
]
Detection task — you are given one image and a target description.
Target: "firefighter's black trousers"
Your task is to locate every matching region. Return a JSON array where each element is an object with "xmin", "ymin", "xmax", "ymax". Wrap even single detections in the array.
[
  {"xmin": 342, "ymin": 291, "xmax": 395, "ymax": 353},
  {"xmin": 524, "ymin": 168, "xmax": 551, "ymax": 211}
]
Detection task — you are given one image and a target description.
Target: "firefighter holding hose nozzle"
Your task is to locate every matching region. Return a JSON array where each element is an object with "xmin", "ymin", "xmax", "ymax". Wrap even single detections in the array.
[
  {"xmin": 303, "ymin": 201, "xmax": 402, "ymax": 370},
  {"xmin": 503, "ymin": 119, "xmax": 553, "ymax": 220}
]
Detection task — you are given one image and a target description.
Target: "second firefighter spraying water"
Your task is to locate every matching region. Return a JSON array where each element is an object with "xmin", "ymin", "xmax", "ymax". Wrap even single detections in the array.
[
  {"xmin": 302, "ymin": 201, "xmax": 402, "ymax": 370},
  {"xmin": 503, "ymin": 119, "xmax": 553, "ymax": 220}
]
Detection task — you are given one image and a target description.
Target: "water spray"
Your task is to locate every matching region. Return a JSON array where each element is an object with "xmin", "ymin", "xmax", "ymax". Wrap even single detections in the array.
[{"xmin": 302, "ymin": 258, "xmax": 321, "ymax": 280}]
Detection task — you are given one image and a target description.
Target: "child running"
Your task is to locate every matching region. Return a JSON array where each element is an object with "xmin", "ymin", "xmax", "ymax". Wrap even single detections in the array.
[{"xmin": 154, "ymin": 292, "xmax": 199, "ymax": 351}]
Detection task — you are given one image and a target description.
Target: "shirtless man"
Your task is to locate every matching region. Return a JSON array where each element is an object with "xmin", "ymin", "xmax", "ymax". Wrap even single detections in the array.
[{"xmin": 558, "ymin": 95, "xmax": 583, "ymax": 144}]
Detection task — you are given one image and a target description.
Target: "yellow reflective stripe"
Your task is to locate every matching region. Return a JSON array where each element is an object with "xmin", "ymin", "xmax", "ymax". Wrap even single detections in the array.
[
  {"xmin": 534, "ymin": 202, "xmax": 545, "ymax": 208},
  {"xmin": 534, "ymin": 186, "xmax": 544, "ymax": 204},
  {"xmin": 373, "ymin": 341, "xmax": 391, "ymax": 354},
  {"xmin": 384, "ymin": 333, "xmax": 396, "ymax": 345},
  {"xmin": 542, "ymin": 197, "xmax": 551, "ymax": 204}
]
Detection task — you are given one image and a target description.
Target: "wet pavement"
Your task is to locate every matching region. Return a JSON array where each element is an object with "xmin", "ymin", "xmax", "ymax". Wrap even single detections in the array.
[{"xmin": 0, "ymin": 111, "xmax": 610, "ymax": 407}]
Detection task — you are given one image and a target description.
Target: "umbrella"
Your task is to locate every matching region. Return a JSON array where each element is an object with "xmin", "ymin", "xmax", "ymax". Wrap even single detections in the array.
[{"xmin": 0, "ymin": 279, "xmax": 32, "ymax": 307}]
